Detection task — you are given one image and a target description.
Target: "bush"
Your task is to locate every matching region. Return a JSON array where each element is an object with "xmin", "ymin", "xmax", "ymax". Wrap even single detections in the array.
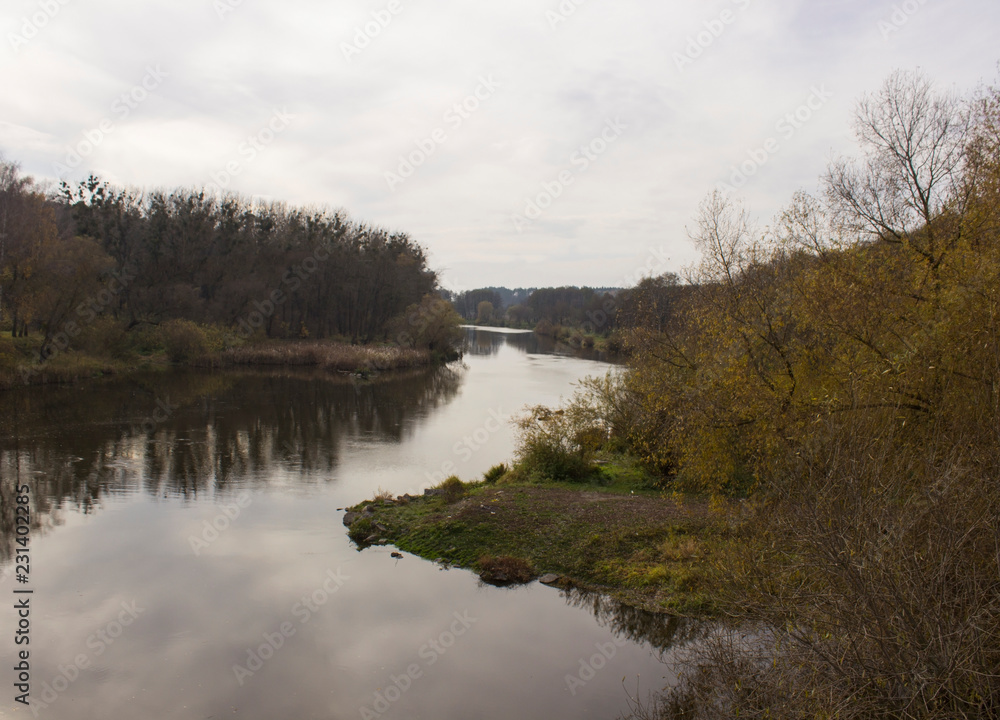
[
  {"xmin": 160, "ymin": 319, "xmax": 209, "ymax": 363},
  {"xmin": 518, "ymin": 439, "xmax": 592, "ymax": 482},
  {"xmin": 438, "ymin": 476, "xmax": 467, "ymax": 504},
  {"xmin": 75, "ymin": 316, "xmax": 130, "ymax": 359},
  {"xmin": 198, "ymin": 323, "xmax": 240, "ymax": 353},
  {"xmin": 534, "ymin": 319, "xmax": 557, "ymax": 337},
  {"xmin": 127, "ymin": 324, "xmax": 165, "ymax": 354},
  {"xmin": 605, "ymin": 333, "xmax": 625, "ymax": 354},
  {"xmin": 514, "ymin": 405, "xmax": 595, "ymax": 482},
  {"xmin": 483, "ymin": 463, "xmax": 508, "ymax": 483},
  {"xmin": 647, "ymin": 419, "xmax": 1000, "ymax": 720},
  {"xmin": 389, "ymin": 294, "xmax": 464, "ymax": 357}
]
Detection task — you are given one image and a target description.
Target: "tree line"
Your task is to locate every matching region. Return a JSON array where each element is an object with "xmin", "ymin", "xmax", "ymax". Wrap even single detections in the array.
[
  {"xmin": 0, "ymin": 170, "xmax": 445, "ymax": 362},
  {"xmin": 451, "ymin": 284, "xmax": 631, "ymax": 331}
]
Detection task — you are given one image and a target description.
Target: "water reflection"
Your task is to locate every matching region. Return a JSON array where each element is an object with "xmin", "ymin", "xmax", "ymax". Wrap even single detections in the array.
[
  {"xmin": 0, "ymin": 334, "xmax": 676, "ymax": 720},
  {"xmin": 561, "ymin": 586, "xmax": 704, "ymax": 654},
  {"xmin": 463, "ymin": 326, "xmax": 538, "ymax": 356},
  {"xmin": 462, "ymin": 325, "xmax": 614, "ymax": 361},
  {"xmin": 0, "ymin": 365, "xmax": 463, "ymax": 562}
]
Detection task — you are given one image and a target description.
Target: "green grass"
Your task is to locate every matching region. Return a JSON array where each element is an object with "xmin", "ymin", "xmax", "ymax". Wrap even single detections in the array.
[{"xmin": 346, "ymin": 460, "xmax": 733, "ymax": 615}]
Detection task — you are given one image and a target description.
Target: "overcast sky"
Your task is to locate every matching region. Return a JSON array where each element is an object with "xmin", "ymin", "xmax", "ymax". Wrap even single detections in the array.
[{"xmin": 2, "ymin": 0, "xmax": 997, "ymax": 291}]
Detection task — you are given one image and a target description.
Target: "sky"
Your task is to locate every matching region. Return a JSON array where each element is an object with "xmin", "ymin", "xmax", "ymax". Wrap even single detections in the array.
[{"xmin": 1, "ymin": 0, "xmax": 998, "ymax": 292}]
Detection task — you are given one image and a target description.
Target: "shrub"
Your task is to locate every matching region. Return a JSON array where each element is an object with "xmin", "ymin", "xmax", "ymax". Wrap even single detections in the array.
[
  {"xmin": 128, "ymin": 324, "xmax": 165, "ymax": 354},
  {"xmin": 483, "ymin": 463, "xmax": 508, "ymax": 484},
  {"xmin": 198, "ymin": 323, "xmax": 240, "ymax": 353},
  {"xmin": 534, "ymin": 319, "xmax": 557, "ymax": 337},
  {"xmin": 388, "ymin": 294, "xmax": 464, "ymax": 357},
  {"xmin": 75, "ymin": 316, "xmax": 130, "ymax": 359},
  {"xmin": 647, "ymin": 419, "xmax": 1000, "ymax": 720},
  {"xmin": 518, "ymin": 439, "xmax": 591, "ymax": 482},
  {"xmin": 514, "ymin": 406, "xmax": 594, "ymax": 482},
  {"xmin": 160, "ymin": 319, "xmax": 209, "ymax": 363},
  {"xmin": 438, "ymin": 475, "xmax": 467, "ymax": 504}
]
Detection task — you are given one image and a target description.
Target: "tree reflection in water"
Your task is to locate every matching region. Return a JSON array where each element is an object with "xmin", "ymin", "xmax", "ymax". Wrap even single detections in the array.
[
  {"xmin": 560, "ymin": 585, "xmax": 707, "ymax": 656},
  {"xmin": 0, "ymin": 364, "xmax": 465, "ymax": 562}
]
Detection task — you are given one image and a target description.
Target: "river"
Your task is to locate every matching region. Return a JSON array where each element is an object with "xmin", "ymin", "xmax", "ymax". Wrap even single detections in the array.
[{"xmin": 0, "ymin": 328, "xmax": 694, "ymax": 719}]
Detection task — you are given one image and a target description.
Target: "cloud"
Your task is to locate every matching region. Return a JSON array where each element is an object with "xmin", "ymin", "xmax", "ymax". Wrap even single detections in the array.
[{"xmin": 1, "ymin": 0, "xmax": 997, "ymax": 288}]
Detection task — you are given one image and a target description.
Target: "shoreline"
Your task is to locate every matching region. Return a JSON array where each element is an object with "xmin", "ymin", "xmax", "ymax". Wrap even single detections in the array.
[
  {"xmin": 344, "ymin": 471, "xmax": 728, "ymax": 616},
  {"xmin": 0, "ymin": 339, "xmax": 444, "ymax": 392}
]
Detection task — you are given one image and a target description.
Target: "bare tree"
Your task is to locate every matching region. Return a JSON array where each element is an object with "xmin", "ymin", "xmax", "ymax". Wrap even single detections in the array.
[{"xmin": 825, "ymin": 70, "xmax": 970, "ymax": 270}]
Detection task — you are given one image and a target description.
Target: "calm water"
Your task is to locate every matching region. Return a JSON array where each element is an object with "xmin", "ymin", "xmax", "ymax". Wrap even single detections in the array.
[{"xmin": 0, "ymin": 329, "xmax": 694, "ymax": 719}]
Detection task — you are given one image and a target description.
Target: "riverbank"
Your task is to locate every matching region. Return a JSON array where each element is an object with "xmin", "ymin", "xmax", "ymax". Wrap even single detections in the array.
[
  {"xmin": 344, "ymin": 467, "xmax": 732, "ymax": 615},
  {"xmin": 203, "ymin": 341, "xmax": 432, "ymax": 372},
  {"xmin": 0, "ymin": 333, "xmax": 439, "ymax": 390}
]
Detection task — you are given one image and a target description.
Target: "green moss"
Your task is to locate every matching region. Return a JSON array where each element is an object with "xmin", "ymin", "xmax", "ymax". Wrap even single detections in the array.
[{"xmin": 346, "ymin": 516, "xmax": 376, "ymax": 542}]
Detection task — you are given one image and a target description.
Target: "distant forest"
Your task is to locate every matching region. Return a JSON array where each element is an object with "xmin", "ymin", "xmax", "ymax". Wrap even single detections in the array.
[{"xmin": 449, "ymin": 282, "xmax": 681, "ymax": 340}]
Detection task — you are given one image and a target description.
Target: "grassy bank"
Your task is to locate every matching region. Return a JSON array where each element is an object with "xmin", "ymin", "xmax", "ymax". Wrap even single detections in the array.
[
  {"xmin": 0, "ymin": 329, "xmax": 439, "ymax": 391},
  {"xmin": 345, "ymin": 461, "xmax": 733, "ymax": 615},
  {"xmin": 209, "ymin": 341, "xmax": 431, "ymax": 372}
]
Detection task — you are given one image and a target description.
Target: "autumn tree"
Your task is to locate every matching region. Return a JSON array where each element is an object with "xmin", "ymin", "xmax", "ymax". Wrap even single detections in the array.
[
  {"xmin": 0, "ymin": 159, "xmax": 56, "ymax": 337},
  {"xmin": 476, "ymin": 300, "xmax": 494, "ymax": 324},
  {"xmin": 614, "ymin": 70, "xmax": 1000, "ymax": 720}
]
